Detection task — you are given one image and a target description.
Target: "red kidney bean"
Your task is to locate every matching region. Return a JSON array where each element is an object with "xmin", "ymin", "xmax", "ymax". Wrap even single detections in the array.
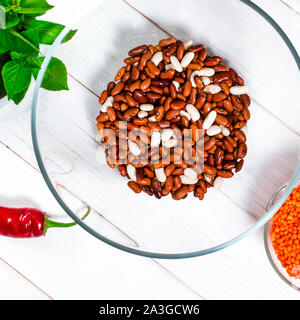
[
  {"xmin": 128, "ymin": 45, "xmax": 148, "ymax": 57},
  {"xmin": 97, "ymin": 38, "xmax": 251, "ymax": 201}
]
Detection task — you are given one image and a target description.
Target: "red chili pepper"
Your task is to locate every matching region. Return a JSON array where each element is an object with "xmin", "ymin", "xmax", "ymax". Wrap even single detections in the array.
[{"xmin": 0, "ymin": 206, "xmax": 90, "ymax": 238}]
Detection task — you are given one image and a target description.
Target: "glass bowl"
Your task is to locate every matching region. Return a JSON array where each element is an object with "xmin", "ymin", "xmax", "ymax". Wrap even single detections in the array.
[
  {"xmin": 264, "ymin": 183, "xmax": 300, "ymax": 290},
  {"xmin": 31, "ymin": 0, "xmax": 300, "ymax": 258}
]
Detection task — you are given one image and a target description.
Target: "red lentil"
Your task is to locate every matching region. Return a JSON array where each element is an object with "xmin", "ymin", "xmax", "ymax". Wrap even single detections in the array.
[{"xmin": 271, "ymin": 185, "xmax": 300, "ymax": 279}]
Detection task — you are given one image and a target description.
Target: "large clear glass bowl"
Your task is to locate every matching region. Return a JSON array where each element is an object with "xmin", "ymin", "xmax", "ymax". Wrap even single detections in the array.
[{"xmin": 31, "ymin": 0, "xmax": 300, "ymax": 258}]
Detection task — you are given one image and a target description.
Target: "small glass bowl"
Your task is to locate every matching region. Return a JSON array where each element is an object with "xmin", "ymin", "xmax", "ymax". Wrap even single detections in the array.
[{"xmin": 264, "ymin": 183, "xmax": 300, "ymax": 290}]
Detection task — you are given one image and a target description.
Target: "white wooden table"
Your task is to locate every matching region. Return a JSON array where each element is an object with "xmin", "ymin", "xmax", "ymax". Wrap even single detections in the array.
[{"xmin": 0, "ymin": 0, "xmax": 299, "ymax": 300}]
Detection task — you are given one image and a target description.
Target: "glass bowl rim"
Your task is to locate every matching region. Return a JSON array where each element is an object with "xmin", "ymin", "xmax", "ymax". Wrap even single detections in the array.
[{"xmin": 31, "ymin": 0, "xmax": 300, "ymax": 259}]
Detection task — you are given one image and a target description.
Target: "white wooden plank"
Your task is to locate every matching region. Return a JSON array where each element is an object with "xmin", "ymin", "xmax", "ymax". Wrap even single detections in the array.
[
  {"xmin": 124, "ymin": 0, "xmax": 300, "ymax": 132},
  {"xmin": 280, "ymin": 0, "xmax": 300, "ymax": 13},
  {"xmin": 0, "ymin": 144, "xmax": 200, "ymax": 300},
  {"xmin": 156, "ymin": 229, "xmax": 300, "ymax": 299},
  {"xmin": 0, "ymin": 259, "xmax": 50, "ymax": 300}
]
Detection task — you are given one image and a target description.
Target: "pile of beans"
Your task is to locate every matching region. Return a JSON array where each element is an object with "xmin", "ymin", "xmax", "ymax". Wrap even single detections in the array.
[{"xmin": 96, "ymin": 38, "xmax": 250, "ymax": 200}]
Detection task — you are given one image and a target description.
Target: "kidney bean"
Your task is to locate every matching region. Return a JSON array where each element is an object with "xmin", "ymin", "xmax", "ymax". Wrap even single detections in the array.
[
  {"xmin": 160, "ymin": 70, "xmax": 176, "ymax": 79},
  {"xmin": 217, "ymin": 170, "xmax": 234, "ymax": 178},
  {"xmin": 128, "ymin": 181, "xmax": 142, "ymax": 193},
  {"xmin": 170, "ymin": 83, "xmax": 177, "ymax": 99},
  {"xmin": 212, "ymin": 92, "xmax": 227, "ymax": 102},
  {"xmin": 215, "ymin": 148, "xmax": 224, "ymax": 167},
  {"xmin": 231, "ymin": 96, "xmax": 244, "ymax": 111},
  {"xmin": 188, "ymin": 45, "xmax": 204, "ymax": 53},
  {"xmin": 152, "ymin": 79, "xmax": 171, "ymax": 87},
  {"xmin": 129, "ymin": 45, "xmax": 148, "ymax": 57},
  {"xmin": 162, "ymin": 176, "xmax": 174, "ymax": 196},
  {"xmin": 146, "ymin": 61, "xmax": 161, "ymax": 76},
  {"xmin": 152, "ymin": 179, "xmax": 162, "ymax": 199},
  {"xmin": 215, "ymin": 115, "xmax": 228, "ymax": 126},
  {"xmin": 235, "ymin": 159, "xmax": 244, "ymax": 172},
  {"xmin": 203, "ymin": 164, "xmax": 217, "ymax": 175},
  {"xmin": 213, "ymin": 71, "xmax": 231, "ymax": 83},
  {"xmin": 133, "ymin": 90, "xmax": 148, "ymax": 103},
  {"xmin": 143, "ymin": 186, "xmax": 153, "ymax": 196},
  {"xmin": 233, "ymin": 129, "xmax": 246, "ymax": 143},
  {"xmin": 240, "ymin": 94, "xmax": 251, "ymax": 108},
  {"xmin": 172, "ymin": 185, "xmax": 189, "ymax": 200},
  {"xmin": 223, "ymin": 138, "xmax": 234, "ymax": 153},
  {"xmin": 97, "ymin": 113, "xmax": 109, "ymax": 122},
  {"xmin": 170, "ymin": 100, "xmax": 186, "ymax": 110},
  {"xmin": 159, "ymin": 38, "xmax": 176, "ymax": 47},
  {"xmin": 237, "ymin": 143, "xmax": 247, "ymax": 158},
  {"xmin": 243, "ymin": 108, "xmax": 251, "ymax": 120},
  {"xmin": 223, "ymin": 161, "xmax": 237, "ymax": 170},
  {"xmin": 234, "ymin": 121, "xmax": 247, "ymax": 129},
  {"xmin": 183, "ymin": 81, "xmax": 192, "ymax": 97},
  {"xmin": 99, "ymin": 90, "xmax": 108, "ymax": 104}
]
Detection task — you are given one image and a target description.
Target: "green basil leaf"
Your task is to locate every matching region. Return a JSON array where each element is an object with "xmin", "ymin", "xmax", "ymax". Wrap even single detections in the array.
[
  {"xmin": 0, "ymin": 28, "xmax": 39, "ymax": 56},
  {"xmin": 0, "ymin": 51, "xmax": 10, "ymax": 98},
  {"xmin": 1, "ymin": 10, "xmax": 19, "ymax": 29},
  {"xmin": 2, "ymin": 60, "xmax": 32, "ymax": 99},
  {"xmin": 27, "ymin": 20, "xmax": 77, "ymax": 45},
  {"xmin": 32, "ymin": 57, "xmax": 68, "ymax": 91},
  {"xmin": 11, "ymin": 84, "xmax": 30, "ymax": 104},
  {"xmin": 0, "ymin": 47, "xmax": 8, "ymax": 54},
  {"xmin": 19, "ymin": 0, "xmax": 53, "ymax": 16},
  {"xmin": 0, "ymin": 1, "xmax": 9, "ymax": 7}
]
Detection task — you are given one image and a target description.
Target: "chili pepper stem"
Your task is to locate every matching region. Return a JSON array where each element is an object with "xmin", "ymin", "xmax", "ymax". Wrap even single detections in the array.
[{"xmin": 43, "ymin": 206, "xmax": 91, "ymax": 235}]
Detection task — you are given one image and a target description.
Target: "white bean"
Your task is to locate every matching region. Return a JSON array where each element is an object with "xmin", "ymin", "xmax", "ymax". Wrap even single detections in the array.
[
  {"xmin": 180, "ymin": 110, "xmax": 191, "ymax": 120},
  {"xmin": 140, "ymin": 104, "xmax": 154, "ymax": 111},
  {"xmin": 201, "ymin": 76, "xmax": 210, "ymax": 86},
  {"xmin": 230, "ymin": 86, "xmax": 249, "ymax": 95},
  {"xmin": 181, "ymin": 52, "xmax": 195, "ymax": 68},
  {"xmin": 161, "ymin": 129, "xmax": 174, "ymax": 142},
  {"xmin": 186, "ymin": 104, "xmax": 200, "ymax": 121},
  {"xmin": 220, "ymin": 125, "xmax": 230, "ymax": 136},
  {"xmin": 155, "ymin": 168, "xmax": 166, "ymax": 183},
  {"xmin": 163, "ymin": 137, "xmax": 177, "ymax": 148},
  {"xmin": 203, "ymin": 111, "xmax": 217, "ymax": 130},
  {"xmin": 204, "ymin": 84, "xmax": 221, "ymax": 94},
  {"xmin": 128, "ymin": 140, "xmax": 141, "ymax": 156},
  {"xmin": 148, "ymin": 115, "xmax": 156, "ymax": 122},
  {"xmin": 241, "ymin": 125, "xmax": 248, "ymax": 135},
  {"xmin": 184, "ymin": 168, "xmax": 198, "ymax": 180},
  {"xmin": 138, "ymin": 111, "xmax": 148, "ymax": 119},
  {"xmin": 199, "ymin": 68, "xmax": 215, "ymax": 77},
  {"xmin": 165, "ymin": 64, "xmax": 175, "ymax": 71},
  {"xmin": 101, "ymin": 96, "xmax": 113, "ymax": 112},
  {"xmin": 172, "ymin": 80, "xmax": 180, "ymax": 91},
  {"xmin": 184, "ymin": 40, "xmax": 193, "ymax": 50},
  {"xmin": 214, "ymin": 177, "xmax": 223, "ymax": 189},
  {"xmin": 127, "ymin": 164, "xmax": 136, "ymax": 181},
  {"xmin": 206, "ymin": 125, "xmax": 222, "ymax": 136},
  {"xmin": 180, "ymin": 175, "xmax": 198, "ymax": 185},
  {"xmin": 190, "ymin": 70, "xmax": 202, "ymax": 87},
  {"xmin": 151, "ymin": 131, "xmax": 161, "ymax": 148},
  {"xmin": 204, "ymin": 174, "xmax": 212, "ymax": 184},
  {"xmin": 151, "ymin": 51, "xmax": 163, "ymax": 66},
  {"xmin": 170, "ymin": 55, "xmax": 183, "ymax": 72}
]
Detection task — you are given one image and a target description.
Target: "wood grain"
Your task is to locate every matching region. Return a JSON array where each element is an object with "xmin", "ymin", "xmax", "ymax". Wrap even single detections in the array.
[{"xmin": 0, "ymin": 0, "xmax": 299, "ymax": 299}]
